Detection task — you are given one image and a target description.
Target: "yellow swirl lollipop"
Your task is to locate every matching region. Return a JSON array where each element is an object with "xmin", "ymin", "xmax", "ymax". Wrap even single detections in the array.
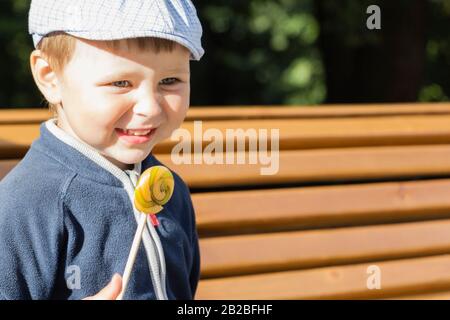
[
  {"xmin": 134, "ymin": 165, "xmax": 174, "ymax": 215},
  {"xmin": 118, "ymin": 165, "xmax": 174, "ymax": 300}
]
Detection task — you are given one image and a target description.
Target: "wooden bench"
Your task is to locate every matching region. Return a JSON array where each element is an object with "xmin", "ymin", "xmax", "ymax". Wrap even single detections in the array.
[{"xmin": 2, "ymin": 103, "xmax": 450, "ymax": 299}]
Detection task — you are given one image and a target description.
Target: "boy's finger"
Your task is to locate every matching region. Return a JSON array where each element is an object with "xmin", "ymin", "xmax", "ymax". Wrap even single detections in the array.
[{"xmin": 84, "ymin": 274, "xmax": 122, "ymax": 300}]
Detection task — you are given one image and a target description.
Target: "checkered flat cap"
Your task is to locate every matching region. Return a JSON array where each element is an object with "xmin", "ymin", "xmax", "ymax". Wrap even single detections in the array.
[{"xmin": 28, "ymin": 0, "xmax": 204, "ymax": 60}]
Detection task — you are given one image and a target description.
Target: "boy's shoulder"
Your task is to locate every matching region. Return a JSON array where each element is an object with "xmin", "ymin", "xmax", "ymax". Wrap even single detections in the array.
[
  {"xmin": 1, "ymin": 142, "xmax": 76, "ymax": 188},
  {"xmin": 0, "ymin": 144, "xmax": 76, "ymax": 219}
]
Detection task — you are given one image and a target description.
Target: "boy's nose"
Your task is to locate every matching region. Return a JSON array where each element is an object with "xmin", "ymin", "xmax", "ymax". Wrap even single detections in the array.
[{"xmin": 133, "ymin": 94, "xmax": 164, "ymax": 119}]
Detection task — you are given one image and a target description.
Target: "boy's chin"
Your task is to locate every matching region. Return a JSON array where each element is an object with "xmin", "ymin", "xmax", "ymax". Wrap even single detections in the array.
[{"xmin": 103, "ymin": 150, "xmax": 151, "ymax": 169}]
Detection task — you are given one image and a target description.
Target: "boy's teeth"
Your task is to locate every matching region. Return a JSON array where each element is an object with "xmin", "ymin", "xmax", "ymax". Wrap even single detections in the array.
[{"xmin": 125, "ymin": 129, "xmax": 152, "ymax": 136}]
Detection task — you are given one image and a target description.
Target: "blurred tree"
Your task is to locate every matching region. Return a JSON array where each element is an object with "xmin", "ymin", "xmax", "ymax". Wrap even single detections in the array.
[
  {"xmin": 191, "ymin": 0, "xmax": 325, "ymax": 105},
  {"xmin": 419, "ymin": 0, "xmax": 450, "ymax": 101}
]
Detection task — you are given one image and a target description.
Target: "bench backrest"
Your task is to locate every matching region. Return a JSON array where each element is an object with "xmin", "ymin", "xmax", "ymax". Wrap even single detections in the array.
[{"xmin": 2, "ymin": 103, "xmax": 450, "ymax": 299}]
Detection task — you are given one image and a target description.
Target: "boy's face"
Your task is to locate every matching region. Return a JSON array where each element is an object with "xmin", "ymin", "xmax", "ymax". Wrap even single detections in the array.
[{"xmin": 55, "ymin": 38, "xmax": 190, "ymax": 170}]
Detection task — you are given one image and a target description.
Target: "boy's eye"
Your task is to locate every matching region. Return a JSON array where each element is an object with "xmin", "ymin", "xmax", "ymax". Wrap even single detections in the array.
[
  {"xmin": 160, "ymin": 78, "xmax": 180, "ymax": 86},
  {"xmin": 111, "ymin": 80, "xmax": 131, "ymax": 88}
]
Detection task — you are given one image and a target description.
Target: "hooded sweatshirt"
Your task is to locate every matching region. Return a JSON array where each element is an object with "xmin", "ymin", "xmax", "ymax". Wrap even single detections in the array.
[{"xmin": 0, "ymin": 119, "xmax": 200, "ymax": 300}]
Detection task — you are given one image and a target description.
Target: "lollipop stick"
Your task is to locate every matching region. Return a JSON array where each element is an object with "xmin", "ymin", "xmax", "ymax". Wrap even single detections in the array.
[{"xmin": 117, "ymin": 213, "xmax": 147, "ymax": 300}]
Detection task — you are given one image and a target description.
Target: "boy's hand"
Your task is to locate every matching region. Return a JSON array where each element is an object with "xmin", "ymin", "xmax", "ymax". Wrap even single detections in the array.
[{"xmin": 83, "ymin": 274, "xmax": 122, "ymax": 300}]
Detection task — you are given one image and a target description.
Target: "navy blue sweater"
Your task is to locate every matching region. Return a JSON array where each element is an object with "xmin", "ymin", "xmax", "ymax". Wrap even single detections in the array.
[{"xmin": 0, "ymin": 120, "xmax": 200, "ymax": 300}]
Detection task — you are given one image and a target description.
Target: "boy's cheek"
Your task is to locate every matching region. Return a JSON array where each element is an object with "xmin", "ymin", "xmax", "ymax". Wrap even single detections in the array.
[
  {"xmin": 163, "ymin": 92, "xmax": 189, "ymax": 119},
  {"xmin": 154, "ymin": 109, "xmax": 188, "ymax": 143},
  {"xmin": 154, "ymin": 125, "xmax": 177, "ymax": 144},
  {"xmin": 161, "ymin": 97, "xmax": 189, "ymax": 124}
]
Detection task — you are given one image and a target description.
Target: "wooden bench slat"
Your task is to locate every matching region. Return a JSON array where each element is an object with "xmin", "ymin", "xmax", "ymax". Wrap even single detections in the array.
[
  {"xmin": 200, "ymin": 219, "xmax": 450, "ymax": 278},
  {"xmin": 196, "ymin": 254, "xmax": 450, "ymax": 299},
  {"xmin": 188, "ymin": 103, "xmax": 450, "ymax": 119},
  {"xmin": 4, "ymin": 144, "xmax": 450, "ymax": 186},
  {"xmin": 0, "ymin": 109, "xmax": 53, "ymax": 124},
  {"xmin": 2, "ymin": 103, "xmax": 450, "ymax": 124},
  {"xmin": 0, "ymin": 159, "xmax": 19, "ymax": 180},
  {"xmin": 176, "ymin": 114, "xmax": 450, "ymax": 150},
  {"xmin": 160, "ymin": 145, "xmax": 450, "ymax": 188},
  {"xmin": 387, "ymin": 291, "xmax": 450, "ymax": 300},
  {"xmin": 194, "ymin": 179, "xmax": 450, "ymax": 236},
  {"xmin": 5, "ymin": 114, "xmax": 450, "ymax": 158}
]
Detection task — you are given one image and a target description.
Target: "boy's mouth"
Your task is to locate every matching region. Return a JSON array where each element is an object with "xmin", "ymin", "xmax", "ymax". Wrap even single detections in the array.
[
  {"xmin": 115, "ymin": 128, "xmax": 157, "ymax": 144},
  {"xmin": 118, "ymin": 128, "xmax": 153, "ymax": 136}
]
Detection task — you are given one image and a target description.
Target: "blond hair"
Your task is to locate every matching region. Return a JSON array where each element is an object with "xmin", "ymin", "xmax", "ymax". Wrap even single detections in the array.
[{"xmin": 36, "ymin": 32, "xmax": 181, "ymax": 114}]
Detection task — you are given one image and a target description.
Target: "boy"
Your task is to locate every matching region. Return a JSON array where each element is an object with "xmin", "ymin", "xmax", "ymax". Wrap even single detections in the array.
[{"xmin": 0, "ymin": 0, "xmax": 204, "ymax": 300}]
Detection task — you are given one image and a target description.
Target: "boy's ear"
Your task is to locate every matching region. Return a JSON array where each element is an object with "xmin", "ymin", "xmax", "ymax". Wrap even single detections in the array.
[{"xmin": 29, "ymin": 50, "xmax": 62, "ymax": 105}]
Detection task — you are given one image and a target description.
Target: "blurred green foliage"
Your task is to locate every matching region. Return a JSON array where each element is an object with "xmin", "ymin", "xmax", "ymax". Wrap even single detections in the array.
[
  {"xmin": 418, "ymin": 0, "xmax": 450, "ymax": 101},
  {"xmin": 193, "ymin": 0, "xmax": 325, "ymax": 105},
  {"xmin": 0, "ymin": 0, "xmax": 42, "ymax": 107},
  {"xmin": 0, "ymin": 0, "xmax": 448, "ymax": 108}
]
